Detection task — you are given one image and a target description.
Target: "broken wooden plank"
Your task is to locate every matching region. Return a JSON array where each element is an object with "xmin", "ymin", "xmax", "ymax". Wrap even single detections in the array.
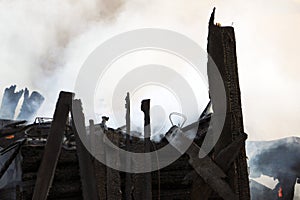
[
  {"xmin": 190, "ymin": 133, "xmax": 248, "ymax": 200},
  {"xmin": 32, "ymin": 91, "xmax": 73, "ymax": 200},
  {"xmin": 125, "ymin": 93, "xmax": 132, "ymax": 200},
  {"xmin": 215, "ymin": 132, "xmax": 248, "ymax": 171},
  {"xmin": 166, "ymin": 127, "xmax": 237, "ymax": 200},
  {"xmin": 207, "ymin": 8, "xmax": 250, "ymax": 199},
  {"xmin": 71, "ymin": 99, "xmax": 99, "ymax": 200},
  {"xmin": 188, "ymin": 146, "xmax": 237, "ymax": 200},
  {"xmin": 141, "ymin": 99, "xmax": 152, "ymax": 200}
]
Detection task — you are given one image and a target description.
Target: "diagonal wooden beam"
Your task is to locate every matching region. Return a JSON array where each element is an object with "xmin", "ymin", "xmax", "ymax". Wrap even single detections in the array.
[
  {"xmin": 166, "ymin": 128, "xmax": 240, "ymax": 200},
  {"xmin": 32, "ymin": 91, "xmax": 73, "ymax": 200},
  {"xmin": 190, "ymin": 133, "xmax": 248, "ymax": 200},
  {"xmin": 187, "ymin": 143, "xmax": 238, "ymax": 200},
  {"xmin": 215, "ymin": 132, "xmax": 248, "ymax": 171}
]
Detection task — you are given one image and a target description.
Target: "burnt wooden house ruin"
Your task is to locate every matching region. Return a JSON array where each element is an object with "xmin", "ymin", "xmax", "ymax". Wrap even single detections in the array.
[{"xmin": 0, "ymin": 9, "xmax": 252, "ymax": 200}]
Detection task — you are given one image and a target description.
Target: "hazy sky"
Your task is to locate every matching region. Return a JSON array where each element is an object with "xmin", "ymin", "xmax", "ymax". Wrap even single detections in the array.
[{"xmin": 0, "ymin": 0, "xmax": 299, "ymax": 141}]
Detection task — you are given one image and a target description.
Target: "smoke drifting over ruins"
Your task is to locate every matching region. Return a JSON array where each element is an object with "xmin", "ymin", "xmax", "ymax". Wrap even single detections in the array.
[
  {"xmin": 0, "ymin": 1, "xmax": 299, "ymax": 199},
  {"xmin": 0, "ymin": 0, "xmax": 299, "ymax": 141}
]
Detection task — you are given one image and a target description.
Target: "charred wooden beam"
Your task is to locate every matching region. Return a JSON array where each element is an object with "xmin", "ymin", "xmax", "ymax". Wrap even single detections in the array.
[
  {"xmin": 72, "ymin": 99, "xmax": 99, "ymax": 200},
  {"xmin": 190, "ymin": 133, "xmax": 248, "ymax": 199},
  {"xmin": 125, "ymin": 92, "xmax": 132, "ymax": 200},
  {"xmin": 207, "ymin": 8, "xmax": 250, "ymax": 200},
  {"xmin": 32, "ymin": 91, "xmax": 73, "ymax": 200},
  {"xmin": 141, "ymin": 99, "xmax": 152, "ymax": 200},
  {"xmin": 190, "ymin": 156, "xmax": 237, "ymax": 200},
  {"xmin": 215, "ymin": 132, "xmax": 248, "ymax": 171},
  {"xmin": 166, "ymin": 127, "xmax": 237, "ymax": 200}
]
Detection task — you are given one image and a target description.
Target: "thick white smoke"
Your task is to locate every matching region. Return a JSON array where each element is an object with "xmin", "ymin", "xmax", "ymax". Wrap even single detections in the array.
[
  {"xmin": 0, "ymin": 0, "xmax": 125, "ymax": 117},
  {"xmin": 0, "ymin": 0, "xmax": 213, "ymax": 128},
  {"xmin": 0, "ymin": 0, "xmax": 299, "ymax": 197}
]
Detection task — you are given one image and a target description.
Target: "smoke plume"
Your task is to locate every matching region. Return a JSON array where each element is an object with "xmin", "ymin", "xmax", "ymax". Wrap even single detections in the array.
[{"xmin": 0, "ymin": 0, "xmax": 299, "ymax": 139}]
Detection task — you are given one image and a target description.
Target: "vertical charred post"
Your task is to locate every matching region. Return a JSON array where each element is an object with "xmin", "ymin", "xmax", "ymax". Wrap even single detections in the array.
[
  {"xmin": 207, "ymin": 8, "xmax": 250, "ymax": 200},
  {"xmin": 125, "ymin": 92, "xmax": 132, "ymax": 200},
  {"xmin": 72, "ymin": 100, "xmax": 99, "ymax": 200},
  {"xmin": 141, "ymin": 99, "xmax": 152, "ymax": 200},
  {"xmin": 141, "ymin": 99, "xmax": 151, "ymax": 142}
]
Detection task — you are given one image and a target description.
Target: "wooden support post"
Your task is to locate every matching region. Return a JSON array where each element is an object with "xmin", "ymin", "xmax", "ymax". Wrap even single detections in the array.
[
  {"xmin": 207, "ymin": 8, "xmax": 250, "ymax": 200},
  {"xmin": 141, "ymin": 99, "xmax": 152, "ymax": 200},
  {"xmin": 32, "ymin": 91, "xmax": 73, "ymax": 200},
  {"xmin": 125, "ymin": 93, "xmax": 132, "ymax": 200},
  {"xmin": 71, "ymin": 99, "xmax": 99, "ymax": 200}
]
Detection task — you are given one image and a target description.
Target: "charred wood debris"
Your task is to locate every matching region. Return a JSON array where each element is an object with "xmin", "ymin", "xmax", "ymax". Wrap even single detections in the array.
[{"xmin": 0, "ymin": 8, "xmax": 298, "ymax": 200}]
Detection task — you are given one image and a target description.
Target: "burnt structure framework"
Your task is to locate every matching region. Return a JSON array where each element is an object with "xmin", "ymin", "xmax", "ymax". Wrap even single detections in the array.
[
  {"xmin": 207, "ymin": 8, "xmax": 250, "ymax": 200},
  {"xmin": 0, "ymin": 9, "xmax": 250, "ymax": 200}
]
